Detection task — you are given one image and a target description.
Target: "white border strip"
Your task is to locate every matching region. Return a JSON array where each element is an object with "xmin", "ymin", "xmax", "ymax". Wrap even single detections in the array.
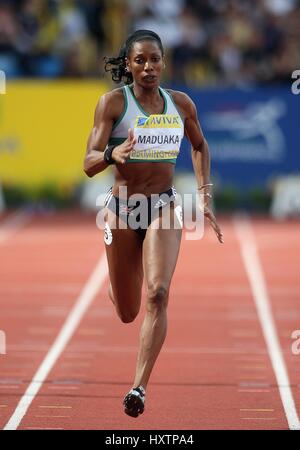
[
  {"xmin": 0, "ymin": 209, "xmax": 32, "ymax": 244},
  {"xmin": 233, "ymin": 215, "xmax": 300, "ymax": 430},
  {"xmin": 3, "ymin": 253, "xmax": 108, "ymax": 430}
]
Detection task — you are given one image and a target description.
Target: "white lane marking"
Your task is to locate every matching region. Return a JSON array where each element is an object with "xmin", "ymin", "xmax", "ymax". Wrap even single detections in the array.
[
  {"xmin": 241, "ymin": 417, "xmax": 276, "ymax": 420},
  {"xmin": 240, "ymin": 409, "xmax": 274, "ymax": 412},
  {"xmin": 0, "ymin": 209, "xmax": 32, "ymax": 244},
  {"xmin": 234, "ymin": 215, "xmax": 300, "ymax": 430},
  {"xmin": 3, "ymin": 253, "xmax": 108, "ymax": 430},
  {"xmin": 238, "ymin": 389, "xmax": 270, "ymax": 393}
]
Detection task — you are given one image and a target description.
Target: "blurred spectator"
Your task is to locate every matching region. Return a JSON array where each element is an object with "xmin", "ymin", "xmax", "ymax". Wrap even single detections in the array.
[
  {"xmin": 263, "ymin": 0, "xmax": 297, "ymax": 16},
  {"xmin": 0, "ymin": 1, "xmax": 20, "ymax": 76},
  {"xmin": 131, "ymin": 1, "xmax": 183, "ymax": 49},
  {"xmin": 0, "ymin": 0, "xmax": 299, "ymax": 86},
  {"xmin": 171, "ymin": 6, "xmax": 208, "ymax": 84}
]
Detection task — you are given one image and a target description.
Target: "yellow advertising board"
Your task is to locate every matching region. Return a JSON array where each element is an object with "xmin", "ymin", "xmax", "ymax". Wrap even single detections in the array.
[{"xmin": 0, "ymin": 81, "xmax": 109, "ymax": 187}]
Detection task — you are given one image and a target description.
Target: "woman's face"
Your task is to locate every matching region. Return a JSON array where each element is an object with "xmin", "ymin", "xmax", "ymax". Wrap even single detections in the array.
[{"xmin": 126, "ymin": 40, "xmax": 164, "ymax": 89}]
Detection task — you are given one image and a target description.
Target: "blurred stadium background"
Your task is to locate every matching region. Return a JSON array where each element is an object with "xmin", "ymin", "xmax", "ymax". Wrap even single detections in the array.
[{"xmin": 0, "ymin": 0, "xmax": 300, "ymax": 216}]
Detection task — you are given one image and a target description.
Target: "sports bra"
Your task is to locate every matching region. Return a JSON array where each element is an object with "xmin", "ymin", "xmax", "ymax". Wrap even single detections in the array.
[{"xmin": 108, "ymin": 85, "xmax": 184, "ymax": 164}]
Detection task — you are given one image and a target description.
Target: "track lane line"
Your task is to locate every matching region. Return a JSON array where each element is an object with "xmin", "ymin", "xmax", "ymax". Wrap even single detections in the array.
[
  {"xmin": 3, "ymin": 253, "xmax": 108, "ymax": 430},
  {"xmin": 233, "ymin": 215, "xmax": 300, "ymax": 430}
]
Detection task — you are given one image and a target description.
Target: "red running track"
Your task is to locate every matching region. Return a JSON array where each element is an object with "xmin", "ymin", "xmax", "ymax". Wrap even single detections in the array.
[{"xmin": 0, "ymin": 210, "xmax": 299, "ymax": 430}]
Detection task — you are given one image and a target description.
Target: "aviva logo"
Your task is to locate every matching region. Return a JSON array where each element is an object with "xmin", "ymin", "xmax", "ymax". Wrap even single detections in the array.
[
  {"xmin": 135, "ymin": 114, "xmax": 181, "ymax": 128},
  {"xmin": 137, "ymin": 117, "xmax": 148, "ymax": 127}
]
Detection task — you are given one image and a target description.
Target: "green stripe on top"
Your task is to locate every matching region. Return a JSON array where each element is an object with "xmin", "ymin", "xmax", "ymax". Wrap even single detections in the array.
[
  {"xmin": 128, "ymin": 85, "xmax": 167, "ymax": 116},
  {"xmin": 164, "ymin": 89, "xmax": 185, "ymax": 123},
  {"xmin": 108, "ymin": 137, "xmax": 126, "ymax": 145},
  {"xmin": 112, "ymin": 87, "xmax": 128, "ymax": 130}
]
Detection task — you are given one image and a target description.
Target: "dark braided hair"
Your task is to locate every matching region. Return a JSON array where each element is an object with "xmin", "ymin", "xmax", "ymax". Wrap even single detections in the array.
[{"xmin": 104, "ymin": 30, "xmax": 164, "ymax": 84}]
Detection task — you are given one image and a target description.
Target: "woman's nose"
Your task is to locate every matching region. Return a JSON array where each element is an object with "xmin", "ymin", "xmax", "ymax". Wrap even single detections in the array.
[{"xmin": 144, "ymin": 61, "xmax": 153, "ymax": 71}]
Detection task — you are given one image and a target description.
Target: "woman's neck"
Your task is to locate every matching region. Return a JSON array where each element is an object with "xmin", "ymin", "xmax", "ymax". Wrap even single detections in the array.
[{"xmin": 132, "ymin": 83, "xmax": 161, "ymax": 103}]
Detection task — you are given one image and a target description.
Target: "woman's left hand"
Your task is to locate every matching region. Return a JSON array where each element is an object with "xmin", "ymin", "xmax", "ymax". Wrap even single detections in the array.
[{"xmin": 203, "ymin": 206, "xmax": 224, "ymax": 244}]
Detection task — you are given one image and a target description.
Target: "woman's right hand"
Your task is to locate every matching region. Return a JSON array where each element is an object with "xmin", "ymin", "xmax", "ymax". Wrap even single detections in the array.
[{"xmin": 112, "ymin": 129, "xmax": 136, "ymax": 164}]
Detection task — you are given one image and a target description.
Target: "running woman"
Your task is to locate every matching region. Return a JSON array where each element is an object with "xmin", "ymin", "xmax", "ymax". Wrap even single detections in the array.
[{"xmin": 84, "ymin": 30, "xmax": 223, "ymax": 418}]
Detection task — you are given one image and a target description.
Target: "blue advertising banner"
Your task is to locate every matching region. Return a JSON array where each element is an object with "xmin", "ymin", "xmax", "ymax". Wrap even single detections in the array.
[{"xmin": 172, "ymin": 85, "xmax": 300, "ymax": 189}]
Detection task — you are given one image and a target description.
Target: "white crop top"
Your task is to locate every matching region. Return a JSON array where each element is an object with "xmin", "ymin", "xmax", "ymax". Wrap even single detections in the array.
[{"xmin": 109, "ymin": 85, "xmax": 184, "ymax": 164}]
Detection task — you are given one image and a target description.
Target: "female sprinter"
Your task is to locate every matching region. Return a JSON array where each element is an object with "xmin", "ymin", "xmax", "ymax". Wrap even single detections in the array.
[{"xmin": 84, "ymin": 30, "xmax": 223, "ymax": 418}]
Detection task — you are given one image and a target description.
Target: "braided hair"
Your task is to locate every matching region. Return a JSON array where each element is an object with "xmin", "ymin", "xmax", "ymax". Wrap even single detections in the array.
[{"xmin": 104, "ymin": 30, "xmax": 164, "ymax": 84}]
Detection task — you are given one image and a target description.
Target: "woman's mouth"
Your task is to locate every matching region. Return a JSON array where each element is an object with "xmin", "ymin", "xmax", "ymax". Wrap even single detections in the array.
[{"xmin": 143, "ymin": 75, "xmax": 157, "ymax": 82}]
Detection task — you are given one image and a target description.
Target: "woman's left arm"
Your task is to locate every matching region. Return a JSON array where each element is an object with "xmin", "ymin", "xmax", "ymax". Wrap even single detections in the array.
[{"xmin": 175, "ymin": 92, "xmax": 224, "ymax": 243}]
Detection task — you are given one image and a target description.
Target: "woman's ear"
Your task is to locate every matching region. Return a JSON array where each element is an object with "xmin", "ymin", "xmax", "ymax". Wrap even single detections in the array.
[{"xmin": 125, "ymin": 58, "xmax": 131, "ymax": 73}]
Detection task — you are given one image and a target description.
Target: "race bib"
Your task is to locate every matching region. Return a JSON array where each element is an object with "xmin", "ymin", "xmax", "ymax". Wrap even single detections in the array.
[{"xmin": 131, "ymin": 114, "xmax": 183, "ymax": 161}]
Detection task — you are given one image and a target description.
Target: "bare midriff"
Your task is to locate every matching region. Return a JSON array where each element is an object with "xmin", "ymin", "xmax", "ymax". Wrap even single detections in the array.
[{"xmin": 112, "ymin": 162, "xmax": 175, "ymax": 198}]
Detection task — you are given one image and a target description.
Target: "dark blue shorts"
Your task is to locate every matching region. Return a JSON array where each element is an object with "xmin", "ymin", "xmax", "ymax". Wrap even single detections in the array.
[{"xmin": 104, "ymin": 186, "xmax": 177, "ymax": 239}]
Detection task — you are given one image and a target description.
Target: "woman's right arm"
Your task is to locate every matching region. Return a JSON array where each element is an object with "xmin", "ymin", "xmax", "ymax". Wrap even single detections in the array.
[
  {"xmin": 84, "ymin": 91, "xmax": 136, "ymax": 177},
  {"xmin": 83, "ymin": 93, "xmax": 115, "ymax": 177}
]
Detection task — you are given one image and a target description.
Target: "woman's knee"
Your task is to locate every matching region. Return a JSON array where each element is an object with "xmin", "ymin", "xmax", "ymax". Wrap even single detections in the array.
[
  {"xmin": 111, "ymin": 291, "xmax": 141, "ymax": 323},
  {"xmin": 117, "ymin": 307, "xmax": 139, "ymax": 323},
  {"xmin": 146, "ymin": 284, "xmax": 169, "ymax": 310}
]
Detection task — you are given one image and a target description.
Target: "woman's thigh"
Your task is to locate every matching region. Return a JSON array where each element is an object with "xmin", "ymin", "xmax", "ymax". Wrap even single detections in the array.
[
  {"xmin": 104, "ymin": 209, "xmax": 144, "ymax": 316},
  {"xmin": 143, "ymin": 201, "xmax": 183, "ymax": 296}
]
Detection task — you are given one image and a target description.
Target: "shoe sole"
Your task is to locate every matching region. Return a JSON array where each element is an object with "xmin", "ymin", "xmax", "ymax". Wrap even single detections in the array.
[{"xmin": 123, "ymin": 393, "xmax": 145, "ymax": 418}]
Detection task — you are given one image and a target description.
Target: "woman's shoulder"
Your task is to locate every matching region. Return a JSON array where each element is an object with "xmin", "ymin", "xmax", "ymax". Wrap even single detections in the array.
[
  {"xmin": 101, "ymin": 86, "xmax": 125, "ymax": 104},
  {"xmin": 96, "ymin": 86, "xmax": 125, "ymax": 118},
  {"xmin": 163, "ymin": 88, "xmax": 195, "ymax": 118}
]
